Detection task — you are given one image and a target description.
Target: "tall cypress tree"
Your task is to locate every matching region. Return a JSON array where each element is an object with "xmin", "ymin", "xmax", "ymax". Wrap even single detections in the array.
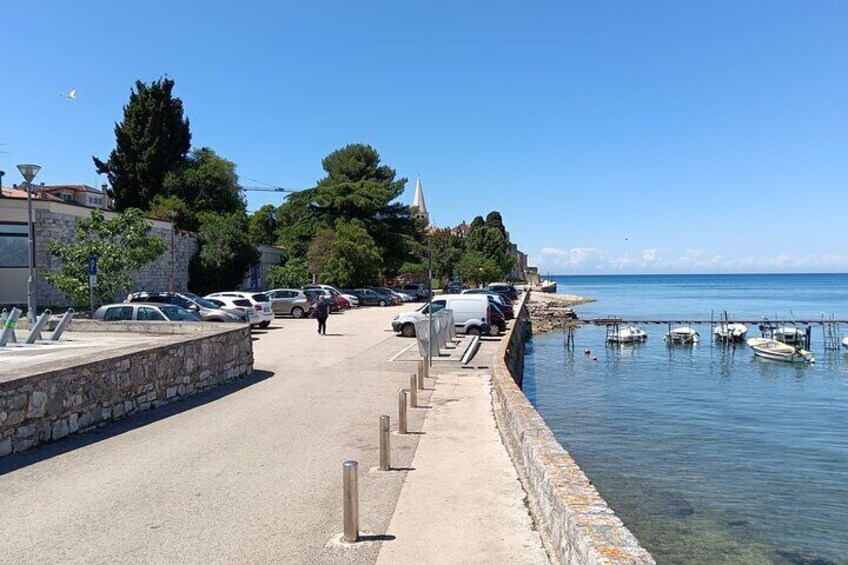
[{"xmin": 93, "ymin": 78, "xmax": 191, "ymax": 211}]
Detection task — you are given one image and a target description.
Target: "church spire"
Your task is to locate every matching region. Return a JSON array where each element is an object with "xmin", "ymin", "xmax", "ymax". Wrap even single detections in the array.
[{"xmin": 412, "ymin": 175, "xmax": 429, "ymax": 224}]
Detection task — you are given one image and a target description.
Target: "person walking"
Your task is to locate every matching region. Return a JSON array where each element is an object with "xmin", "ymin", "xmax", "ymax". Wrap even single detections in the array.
[{"xmin": 315, "ymin": 295, "xmax": 330, "ymax": 335}]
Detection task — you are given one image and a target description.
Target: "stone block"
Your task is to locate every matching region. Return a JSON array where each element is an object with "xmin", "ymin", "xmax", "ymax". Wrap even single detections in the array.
[
  {"xmin": 27, "ymin": 391, "xmax": 48, "ymax": 418},
  {"xmin": 68, "ymin": 413, "xmax": 79, "ymax": 433},
  {"xmin": 166, "ymin": 386, "xmax": 177, "ymax": 399},
  {"xmin": 15, "ymin": 423, "xmax": 37, "ymax": 438},
  {"xmin": 52, "ymin": 419, "xmax": 70, "ymax": 440},
  {"xmin": 0, "ymin": 438, "xmax": 11, "ymax": 457}
]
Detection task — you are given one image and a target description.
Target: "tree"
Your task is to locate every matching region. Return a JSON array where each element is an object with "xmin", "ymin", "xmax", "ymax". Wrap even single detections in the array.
[
  {"xmin": 188, "ymin": 212, "xmax": 259, "ymax": 295},
  {"xmin": 163, "ymin": 147, "xmax": 244, "ymax": 228},
  {"xmin": 466, "ymin": 213, "xmax": 514, "ymax": 277},
  {"xmin": 248, "ymin": 205, "xmax": 278, "ymax": 246},
  {"xmin": 456, "ymin": 252, "xmax": 502, "ymax": 288},
  {"xmin": 429, "ymin": 228, "xmax": 466, "ymax": 282},
  {"xmin": 485, "ymin": 211, "xmax": 507, "ymax": 237},
  {"xmin": 44, "ymin": 209, "xmax": 166, "ymax": 305},
  {"xmin": 277, "ymin": 144, "xmax": 423, "ymax": 276},
  {"xmin": 94, "ymin": 78, "xmax": 191, "ymax": 211},
  {"xmin": 147, "ymin": 194, "xmax": 191, "ymax": 229},
  {"xmin": 307, "ymin": 219, "xmax": 382, "ymax": 288},
  {"xmin": 266, "ymin": 258, "xmax": 310, "ymax": 289}
]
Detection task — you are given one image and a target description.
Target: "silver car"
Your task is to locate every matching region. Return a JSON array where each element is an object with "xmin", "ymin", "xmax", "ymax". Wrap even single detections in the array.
[
  {"xmin": 93, "ymin": 303, "xmax": 201, "ymax": 322},
  {"xmin": 266, "ymin": 288, "xmax": 313, "ymax": 318}
]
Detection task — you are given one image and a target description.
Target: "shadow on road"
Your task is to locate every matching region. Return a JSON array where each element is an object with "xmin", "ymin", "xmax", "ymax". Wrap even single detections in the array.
[{"xmin": 0, "ymin": 370, "xmax": 275, "ymax": 476}]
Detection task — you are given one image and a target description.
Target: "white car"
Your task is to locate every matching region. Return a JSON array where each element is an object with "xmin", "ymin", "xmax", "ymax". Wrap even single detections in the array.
[
  {"xmin": 303, "ymin": 284, "xmax": 358, "ymax": 307},
  {"xmin": 341, "ymin": 293, "xmax": 360, "ymax": 307},
  {"xmin": 205, "ymin": 291, "xmax": 274, "ymax": 328},
  {"xmin": 204, "ymin": 296, "xmax": 262, "ymax": 327},
  {"xmin": 391, "ymin": 294, "xmax": 492, "ymax": 337}
]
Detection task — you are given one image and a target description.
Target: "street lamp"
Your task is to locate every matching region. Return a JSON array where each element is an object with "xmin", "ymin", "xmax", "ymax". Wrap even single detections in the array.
[{"xmin": 17, "ymin": 164, "xmax": 41, "ymax": 325}]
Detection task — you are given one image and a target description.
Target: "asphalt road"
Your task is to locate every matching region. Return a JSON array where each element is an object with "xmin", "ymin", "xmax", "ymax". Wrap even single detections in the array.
[{"xmin": 0, "ymin": 304, "xmax": 426, "ymax": 565}]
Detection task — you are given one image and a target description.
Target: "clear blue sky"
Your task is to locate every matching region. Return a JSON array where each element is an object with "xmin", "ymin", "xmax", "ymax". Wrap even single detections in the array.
[{"xmin": 3, "ymin": 1, "xmax": 847, "ymax": 274}]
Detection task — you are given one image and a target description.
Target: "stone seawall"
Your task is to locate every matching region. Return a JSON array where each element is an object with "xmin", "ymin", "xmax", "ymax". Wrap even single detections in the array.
[
  {"xmin": 0, "ymin": 323, "xmax": 253, "ymax": 457},
  {"xmin": 491, "ymin": 292, "xmax": 655, "ymax": 565}
]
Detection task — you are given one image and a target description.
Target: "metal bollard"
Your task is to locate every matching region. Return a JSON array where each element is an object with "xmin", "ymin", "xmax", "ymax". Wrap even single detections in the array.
[
  {"xmin": 416, "ymin": 363, "xmax": 424, "ymax": 390},
  {"xmin": 408, "ymin": 374, "xmax": 418, "ymax": 408},
  {"xmin": 0, "ymin": 307, "xmax": 22, "ymax": 347},
  {"xmin": 25, "ymin": 309, "xmax": 52, "ymax": 344},
  {"xmin": 398, "ymin": 390, "xmax": 408, "ymax": 434},
  {"xmin": 50, "ymin": 309, "xmax": 75, "ymax": 341},
  {"xmin": 343, "ymin": 460, "xmax": 359, "ymax": 543},
  {"xmin": 379, "ymin": 415, "xmax": 391, "ymax": 471}
]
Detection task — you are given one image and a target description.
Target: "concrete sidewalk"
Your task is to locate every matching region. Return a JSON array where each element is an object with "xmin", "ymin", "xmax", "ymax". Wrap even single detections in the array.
[{"xmin": 375, "ymin": 369, "xmax": 550, "ymax": 565}]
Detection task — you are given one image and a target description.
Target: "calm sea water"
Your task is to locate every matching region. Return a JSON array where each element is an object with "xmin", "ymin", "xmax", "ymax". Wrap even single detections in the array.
[{"xmin": 523, "ymin": 274, "xmax": 848, "ymax": 565}]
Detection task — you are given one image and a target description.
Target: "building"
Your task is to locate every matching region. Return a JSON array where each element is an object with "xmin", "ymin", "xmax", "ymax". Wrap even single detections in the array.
[
  {"xmin": 1, "ymin": 183, "xmax": 113, "ymax": 210},
  {"xmin": 242, "ymin": 245, "xmax": 286, "ymax": 290},
  {"xmin": 411, "ymin": 176, "xmax": 429, "ymax": 224},
  {"xmin": 0, "ymin": 193, "xmax": 195, "ymax": 307}
]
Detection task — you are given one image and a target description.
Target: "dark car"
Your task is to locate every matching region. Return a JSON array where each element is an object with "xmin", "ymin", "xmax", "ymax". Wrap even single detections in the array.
[
  {"xmin": 346, "ymin": 288, "xmax": 391, "ymax": 307},
  {"xmin": 444, "ymin": 281, "xmax": 466, "ymax": 294},
  {"xmin": 488, "ymin": 302, "xmax": 507, "ymax": 334},
  {"xmin": 485, "ymin": 283, "xmax": 519, "ymax": 301},
  {"xmin": 125, "ymin": 291, "xmax": 248, "ymax": 323},
  {"xmin": 462, "ymin": 289, "xmax": 515, "ymax": 319}
]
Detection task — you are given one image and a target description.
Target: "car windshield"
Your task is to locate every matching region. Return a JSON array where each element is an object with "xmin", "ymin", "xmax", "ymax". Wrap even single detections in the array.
[
  {"xmin": 251, "ymin": 293, "xmax": 269, "ymax": 302},
  {"xmin": 161, "ymin": 306, "xmax": 200, "ymax": 321},
  {"xmin": 187, "ymin": 295, "xmax": 222, "ymax": 309}
]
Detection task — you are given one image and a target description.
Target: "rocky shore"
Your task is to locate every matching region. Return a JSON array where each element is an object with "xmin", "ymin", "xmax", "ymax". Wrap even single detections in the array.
[{"xmin": 527, "ymin": 291, "xmax": 595, "ymax": 333}]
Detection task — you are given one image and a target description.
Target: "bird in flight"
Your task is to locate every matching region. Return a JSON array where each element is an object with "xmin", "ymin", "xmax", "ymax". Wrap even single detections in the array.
[{"xmin": 60, "ymin": 89, "xmax": 77, "ymax": 100}]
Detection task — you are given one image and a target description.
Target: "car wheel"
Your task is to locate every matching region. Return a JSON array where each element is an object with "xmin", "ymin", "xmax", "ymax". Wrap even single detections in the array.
[
  {"xmin": 379, "ymin": 299, "xmax": 387, "ymax": 307},
  {"xmin": 489, "ymin": 325, "xmax": 500, "ymax": 336},
  {"xmin": 467, "ymin": 326, "xmax": 481, "ymax": 336},
  {"xmin": 401, "ymin": 323, "xmax": 416, "ymax": 338},
  {"xmin": 259, "ymin": 321, "xmax": 271, "ymax": 328},
  {"xmin": 291, "ymin": 307, "xmax": 304, "ymax": 319}
]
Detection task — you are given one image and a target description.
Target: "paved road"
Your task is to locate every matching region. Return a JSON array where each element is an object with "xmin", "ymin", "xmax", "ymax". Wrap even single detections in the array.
[{"xmin": 0, "ymin": 305, "xmax": 425, "ymax": 565}]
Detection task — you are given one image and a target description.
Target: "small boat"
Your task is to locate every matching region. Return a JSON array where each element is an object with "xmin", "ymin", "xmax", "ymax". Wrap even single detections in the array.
[
  {"xmin": 714, "ymin": 322, "xmax": 748, "ymax": 342},
  {"xmin": 772, "ymin": 326, "xmax": 806, "ymax": 346},
  {"xmin": 540, "ymin": 279, "xmax": 557, "ymax": 293},
  {"xmin": 664, "ymin": 326, "xmax": 700, "ymax": 345},
  {"xmin": 607, "ymin": 325, "xmax": 648, "ymax": 344},
  {"xmin": 842, "ymin": 337, "xmax": 848, "ymax": 349},
  {"xmin": 747, "ymin": 337, "xmax": 815, "ymax": 364}
]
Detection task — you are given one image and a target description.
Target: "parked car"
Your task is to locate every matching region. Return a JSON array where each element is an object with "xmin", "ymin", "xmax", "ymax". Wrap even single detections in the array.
[
  {"xmin": 205, "ymin": 291, "xmax": 274, "ymax": 327},
  {"xmin": 390, "ymin": 287, "xmax": 416, "ymax": 302},
  {"xmin": 485, "ymin": 283, "xmax": 519, "ymax": 301},
  {"xmin": 398, "ymin": 283, "xmax": 431, "ymax": 301},
  {"xmin": 94, "ymin": 302, "xmax": 200, "ymax": 322},
  {"xmin": 343, "ymin": 288, "xmax": 386, "ymax": 307},
  {"xmin": 444, "ymin": 281, "xmax": 466, "ymax": 294},
  {"xmin": 371, "ymin": 287, "xmax": 404, "ymax": 305},
  {"xmin": 303, "ymin": 289, "xmax": 341, "ymax": 312},
  {"xmin": 204, "ymin": 296, "xmax": 262, "ymax": 327},
  {"xmin": 461, "ymin": 289, "xmax": 515, "ymax": 319},
  {"xmin": 391, "ymin": 294, "xmax": 492, "ymax": 337},
  {"xmin": 303, "ymin": 284, "xmax": 352, "ymax": 309},
  {"xmin": 265, "ymin": 288, "xmax": 313, "ymax": 318},
  {"xmin": 125, "ymin": 291, "xmax": 248, "ymax": 323}
]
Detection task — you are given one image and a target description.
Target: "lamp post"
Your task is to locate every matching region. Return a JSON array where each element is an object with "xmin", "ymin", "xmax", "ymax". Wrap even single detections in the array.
[{"xmin": 17, "ymin": 164, "xmax": 41, "ymax": 325}]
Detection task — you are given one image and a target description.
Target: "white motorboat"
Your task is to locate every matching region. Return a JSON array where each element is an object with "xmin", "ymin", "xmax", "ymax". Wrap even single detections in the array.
[
  {"xmin": 842, "ymin": 337, "xmax": 848, "ymax": 349},
  {"xmin": 772, "ymin": 326, "xmax": 806, "ymax": 346},
  {"xmin": 747, "ymin": 337, "xmax": 815, "ymax": 364},
  {"xmin": 607, "ymin": 325, "xmax": 648, "ymax": 344},
  {"xmin": 539, "ymin": 279, "xmax": 557, "ymax": 293},
  {"xmin": 664, "ymin": 326, "xmax": 700, "ymax": 345},
  {"xmin": 714, "ymin": 322, "xmax": 748, "ymax": 342}
]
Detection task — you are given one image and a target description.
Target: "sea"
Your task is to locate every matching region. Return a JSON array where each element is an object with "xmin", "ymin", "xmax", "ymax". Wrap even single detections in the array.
[{"xmin": 522, "ymin": 273, "xmax": 848, "ymax": 565}]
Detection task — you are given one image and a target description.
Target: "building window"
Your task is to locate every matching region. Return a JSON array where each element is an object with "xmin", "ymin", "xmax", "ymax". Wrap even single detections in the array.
[{"xmin": 0, "ymin": 223, "xmax": 28, "ymax": 268}]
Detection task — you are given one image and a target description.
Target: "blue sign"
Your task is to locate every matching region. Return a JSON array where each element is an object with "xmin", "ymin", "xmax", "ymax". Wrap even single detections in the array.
[
  {"xmin": 88, "ymin": 255, "xmax": 98, "ymax": 276},
  {"xmin": 250, "ymin": 264, "xmax": 259, "ymax": 290}
]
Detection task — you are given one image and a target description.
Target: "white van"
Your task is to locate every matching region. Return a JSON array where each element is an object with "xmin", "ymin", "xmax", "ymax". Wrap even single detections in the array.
[{"xmin": 392, "ymin": 294, "xmax": 491, "ymax": 337}]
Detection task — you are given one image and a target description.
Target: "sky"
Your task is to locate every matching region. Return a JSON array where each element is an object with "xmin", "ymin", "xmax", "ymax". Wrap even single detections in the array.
[{"xmin": 2, "ymin": 1, "xmax": 847, "ymax": 274}]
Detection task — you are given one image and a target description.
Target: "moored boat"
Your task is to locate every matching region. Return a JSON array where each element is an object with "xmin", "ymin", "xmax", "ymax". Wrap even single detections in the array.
[
  {"xmin": 607, "ymin": 325, "xmax": 648, "ymax": 344},
  {"xmin": 714, "ymin": 322, "xmax": 748, "ymax": 342},
  {"xmin": 664, "ymin": 326, "xmax": 700, "ymax": 345},
  {"xmin": 842, "ymin": 337, "xmax": 848, "ymax": 349},
  {"xmin": 747, "ymin": 337, "xmax": 815, "ymax": 364},
  {"xmin": 772, "ymin": 326, "xmax": 806, "ymax": 346},
  {"xmin": 539, "ymin": 279, "xmax": 557, "ymax": 293}
]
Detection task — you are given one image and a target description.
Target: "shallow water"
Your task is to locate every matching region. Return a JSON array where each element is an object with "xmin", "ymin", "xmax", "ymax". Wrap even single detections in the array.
[{"xmin": 523, "ymin": 274, "xmax": 848, "ymax": 565}]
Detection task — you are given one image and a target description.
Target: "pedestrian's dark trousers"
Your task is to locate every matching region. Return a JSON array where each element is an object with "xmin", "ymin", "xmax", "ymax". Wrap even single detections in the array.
[{"xmin": 318, "ymin": 316, "xmax": 327, "ymax": 335}]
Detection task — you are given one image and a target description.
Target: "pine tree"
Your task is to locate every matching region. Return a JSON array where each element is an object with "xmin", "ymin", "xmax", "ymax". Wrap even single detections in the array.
[{"xmin": 94, "ymin": 78, "xmax": 191, "ymax": 211}]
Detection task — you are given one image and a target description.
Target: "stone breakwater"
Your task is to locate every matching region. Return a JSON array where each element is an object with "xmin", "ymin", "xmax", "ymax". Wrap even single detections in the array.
[
  {"xmin": 528, "ymin": 292, "xmax": 595, "ymax": 333},
  {"xmin": 0, "ymin": 323, "xmax": 253, "ymax": 457},
  {"xmin": 491, "ymin": 292, "xmax": 654, "ymax": 565}
]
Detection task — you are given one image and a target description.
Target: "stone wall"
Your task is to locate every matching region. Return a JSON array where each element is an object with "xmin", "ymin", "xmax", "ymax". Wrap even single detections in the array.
[
  {"xmin": 35, "ymin": 205, "xmax": 198, "ymax": 307},
  {"xmin": 0, "ymin": 323, "xmax": 252, "ymax": 457},
  {"xmin": 491, "ymin": 292, "xmax": 655, "ymax": 565}
]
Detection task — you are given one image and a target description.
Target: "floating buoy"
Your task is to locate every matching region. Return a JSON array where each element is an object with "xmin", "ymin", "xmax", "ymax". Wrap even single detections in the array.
[
  {"xmin": 584, "ymin": 348, "xmax": 591, "ymax": 355},
  {"xmin": 592, "ymin": 357, "xmax": 598, "ymax": 362}
]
